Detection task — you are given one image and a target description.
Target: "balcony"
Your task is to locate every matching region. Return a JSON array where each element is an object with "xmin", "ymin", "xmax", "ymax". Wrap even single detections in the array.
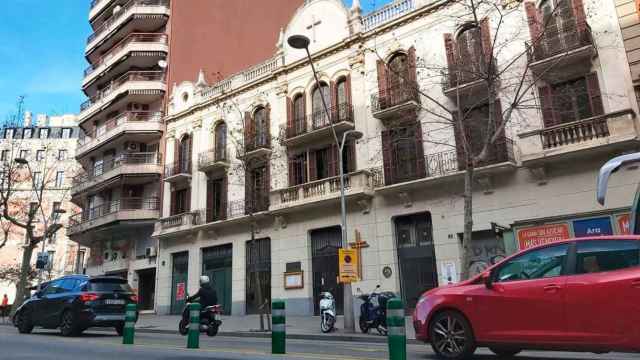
[
  {"xmin": 86, "ymin": 0, "xmax": 169, "ymax": 56},
  {"xmin": 442, "ymin": 60, "xmax": 496, "ymax": 105},
  {"xmin": 68, "ymin": 197, "xmax": 160, "ymax": 236},
  {"xmin": 77, "ymin": 112, "xmax": 163, "ymax": 158},
  {"xmin": 518, "ymin": 109, "xmax": 639, "ymax": 166},
  {"xmin": 89, "ymin": 0, "xmax": 117, "ymax": 22},
  {"xmin": 243, "ymin": 134, "xmax": 272, "ymax": 159},
  {"xmin": 371, "ymin": 83, "xmax": 420, "ymax": 122},
  {"xmin": 270, "ymin": 170, "xmax": 374, "ymax": 214},
  {"xmin": 284, "ymin": 103, "xmax": 355, "ymax": 147},
  {"xmin": 83, "ymin": 33, "xmax": 168, "ymax": 89},
  {"xmin": 164, "ymin": 160, "xmax": 192, "ymax": 183},
  {"xmin": 72, "ymin": 152, "xmax": 162, "ymax": 197},
  {"xmin": 198, "ymin": 148, "xmax": 229, "ymax": 173},
  {"xmin": 79, "ymin": 71, "xmax": 166, "ymax": 124},
  {"xmin": 527, "ymin": 23, "xmax": 595, "ymax": 83}
]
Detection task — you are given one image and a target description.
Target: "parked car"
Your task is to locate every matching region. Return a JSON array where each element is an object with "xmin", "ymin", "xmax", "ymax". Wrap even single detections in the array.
[
  {"xmin": 413, "ymin": 236, "xmax": 640, "ymax": 359},
  {"xmin": 13, "ymin": 275, "xmax": 138, "ymax": 337}
]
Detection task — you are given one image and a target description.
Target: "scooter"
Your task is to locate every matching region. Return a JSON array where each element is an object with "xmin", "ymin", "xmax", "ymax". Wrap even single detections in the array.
[
  {"xmin": 178, "ymin": 294, "xmax": 223, "ymax": 337},
  {"xmin": 319, "ymin": 291, "xmax": 336, "ymax": 333},
  {"xmin": 358, "ymin": 285, "xmax": 395, "ymax": 336}
]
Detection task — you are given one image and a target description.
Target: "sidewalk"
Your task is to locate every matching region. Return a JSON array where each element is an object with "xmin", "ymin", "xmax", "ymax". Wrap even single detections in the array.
[{"xmin": 133, "ymin": 314, "xmax": 418, "ymax": 343}]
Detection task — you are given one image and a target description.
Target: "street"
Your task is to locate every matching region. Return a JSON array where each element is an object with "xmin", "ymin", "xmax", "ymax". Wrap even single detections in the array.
[{"xmin": 0, "ymin": 325, "xmax": 637, "ymax": 360}]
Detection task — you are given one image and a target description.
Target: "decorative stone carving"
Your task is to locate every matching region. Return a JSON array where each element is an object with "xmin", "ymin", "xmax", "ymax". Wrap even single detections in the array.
[
  {"xmin": 275, "ymin": 215, "xmax": 287, "ymax": 230},
  {"xmin": 398, "ymin": 192, "xmax": 412, "ymax": 208},
  {"xmin": 275, "ymin": 81, "xmax": 288, "ymax": 98},
  {"xmin": 193, "ymin": 118, "xmax": 203, "ymax": 129},
  {"xmin": 357, "ymin": 198, "xmax": 372, "ymax": 214},
  {"xmin": 195, "ymin": 69, "xmax": 208, "ymax": 88},
  {"xmin": 348, "ymin": 46, "xmax": 365, "ymax": 71}
]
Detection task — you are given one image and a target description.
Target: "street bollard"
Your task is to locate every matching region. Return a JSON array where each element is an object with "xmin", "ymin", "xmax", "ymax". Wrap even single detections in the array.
[
  {"xmin": 123, "ymin": 303, "xmax": 136, "ymax": 345},
  {"xmin": 187, "ymin": 302, "xmax": 200, "ymax": 349},
  {"xmin": 387, "ymin": 298, "xmax": 406, "ymax": 360},
  {"xmin": 271, "ymin": 300, "xmax": 285, "ymax": 354}
]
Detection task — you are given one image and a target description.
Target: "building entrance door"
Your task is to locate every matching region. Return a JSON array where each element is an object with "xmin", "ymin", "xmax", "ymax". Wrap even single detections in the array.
[
  {"xmin": 246, "ymin": 238, "xmax": 271, "ymax": 314},
  {"xmin": 136, "ymin": 268, "xmax": 156, "ymax": 311},
  {"xmin": 170, "ymin": 252, "xmax": 189, "ymax": 315},
  {"xmin": 311, "ymin": 226, "xmax": 343, "ymax": 316},
  {"xmin": 202, "ymin": 244, "xmax": 232, "ymax": 315}
]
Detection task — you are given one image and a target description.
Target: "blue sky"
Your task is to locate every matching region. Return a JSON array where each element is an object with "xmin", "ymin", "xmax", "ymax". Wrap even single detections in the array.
[{"xmin": 0, "ymin": 0, "xmax": 391, "ymax": 121}]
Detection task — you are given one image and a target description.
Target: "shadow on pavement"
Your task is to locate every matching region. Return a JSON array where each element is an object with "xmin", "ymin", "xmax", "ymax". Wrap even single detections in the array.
[{"xmin": 28, "ymin": 330, "xmax": 118, "ymax": 338}]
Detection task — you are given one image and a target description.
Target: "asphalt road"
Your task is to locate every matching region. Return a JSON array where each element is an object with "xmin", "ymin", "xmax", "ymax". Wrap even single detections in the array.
[{"xmin": 0, "ymin": 325, "xmax": 638, "ymax": 360}]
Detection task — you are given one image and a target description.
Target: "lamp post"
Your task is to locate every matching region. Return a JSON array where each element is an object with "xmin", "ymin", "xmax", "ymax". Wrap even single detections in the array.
[{"xmin": 288, "ymin": 34, "xmax": 362, "ymax": 333}]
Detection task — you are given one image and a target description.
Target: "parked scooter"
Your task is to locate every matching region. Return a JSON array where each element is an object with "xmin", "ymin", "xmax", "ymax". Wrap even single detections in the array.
[
  {"xmin": 178, "ymin": 294, "xmax": 223, "ymax": 337},
  {"xmin": 358, "ymin": 285, "xmax": 395, "ymax": 335},
  {"xmin": 319, "ymin": 291, "xmax": 336, "ymax": 333}
]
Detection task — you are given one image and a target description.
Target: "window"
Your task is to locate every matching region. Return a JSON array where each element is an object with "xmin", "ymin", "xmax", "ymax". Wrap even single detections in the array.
[
  {"xmin": 58, "ymin": 149, "xmax": 67, "ymax": 161},
  {"xmin": 62, "ymin": 128, "xmax": 71, "ymax": 139},
  {"xmin": 173, "ymin": 188, "xmax": 188, "ymax": 215},
  {"xmin": 1, "ymin": 150, "xmax": 9, "ymax": 161},
  {"xmin": 552, "ymin": 77, "xmax": 592, "ymax": 123},
  {"xmin": 253, "ymin": 107, "xmax": 269, "ymax": 148},
  {"xmin": 395, "ymin": 213, "xmax": 433, "ymax": 248},
  {"xmin": 312, "ymin": 83, "xmax": 330, "ymax": 128},
  {"xmin": 576, "ymin": 240, "xmax": 640, "ymax": 274},
  {"xmin": 392, "ymin": 127, "xmax": 419, "ymax": 181},
  {"xmin": 456, "ymin": 25, "xmax": 483, "ymax": 78},
  {"xmin": 19, "ymin": 149, "xmax": 29, "ymax": 160},
  {"xmin": 29, "ymin": 202, "xmax": 38, "ymax": 216},
  {"xmin": 496, "ymin": 244, "xmax": 569, "ymax": 282},
  {"xmin": 49, "ymin": 231, "xmax": 57, "ymax": 244},
  {"xmin": 178, "ymin": 135, "xmax": 191, "ymax": 173},
  {"xmin": 388, "ymin": 53, "xmax": 410, "ymax": 88},
  {"xmin": 248, "ymin": 164, "xmax": 269, "ymax": 213},
  {"xmin": 4, "ymin": 129, "xmax": 14, "ymax": 139},
  {"xmin": 52, "ymin": 202, "xmax": 62, "ymax": 221},
  {"xmin": 60, "ymin": 279, "xmax": 78, "ymax": 292},
  {"xmin": 214, "ymin": 123, "xmax": 227, "ymax": 161},
  {"xmin": 55, "ymin": 171, "xmax": 64, "ymax": 188},
  {"xmin": 44, "ymin": 279, "xmax": 63, "ymax": 295},
  {"xmin": 23, "ymin": 128, "xmax": 32, "ymax": 139},
  {"xmin": 32, "ymin": 171, "xmax": 42, "ymax": 188},
  {"xmin": 46, "ymin": 250, "xmax": 55, "ymax": 270},
  {"xmin": 289, "ymin": 152, "xmax": 307, "ymax": 186},
  {"xmin": 314, "ymin": 147, "xmax": 330, "ymax": 180},
  {"xmin": 36, "ymin": 150, "xmax": 45, "ymax": 161},
  {"xmin": 293, "ymin": 94, "xmax": 305, "ymax": 134},
  {"xmin": 39, "ymin": 128, "xmax": 49, "ymax": 139},
  {"xmin": 336, "ymin": 77, "xmax": 349, "ymax": 121}
]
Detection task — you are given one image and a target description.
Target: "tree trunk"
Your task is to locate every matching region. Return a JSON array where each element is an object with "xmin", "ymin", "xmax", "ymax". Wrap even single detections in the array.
[
  {"xmin": 11, "ymin": 244, "xmax": 35, "ymax": 316},
  {"xmin": 460, "ymin": 162, "xmax": 474, "ymax": 281}
]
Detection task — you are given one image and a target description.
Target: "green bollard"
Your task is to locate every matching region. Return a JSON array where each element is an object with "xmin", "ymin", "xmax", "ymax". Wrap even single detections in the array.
[
  {"xmin": 187, "ymin": 303, "xmax": 200, "ymax": 349},
  {"xmin": 123, "ymin": 303, "xmax": 137, "ymax": 345},
  {"xmin": 271, "ymin": 300, "xmax": 285, "ymax": 354},
  {"xmin": 387, "ymin": 298, "xmax": 406, "ymax": 360}
]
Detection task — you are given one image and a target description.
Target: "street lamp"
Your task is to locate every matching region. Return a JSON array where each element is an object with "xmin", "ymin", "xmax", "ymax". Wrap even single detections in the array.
[{"xmin": 288, "ymin": 34, "xmax": 361, "ymax": 333}]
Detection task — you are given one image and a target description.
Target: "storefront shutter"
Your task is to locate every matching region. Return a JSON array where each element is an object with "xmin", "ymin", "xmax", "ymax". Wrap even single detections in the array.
[{"xmin": 586, "ymin": 72, "xmax": 604, "ymax": 116}]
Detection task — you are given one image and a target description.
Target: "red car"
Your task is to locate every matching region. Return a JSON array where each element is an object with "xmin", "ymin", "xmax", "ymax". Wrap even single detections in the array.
[{"xmin": 413, "ymin": 236, "xmax": 640, "ymax": 359}]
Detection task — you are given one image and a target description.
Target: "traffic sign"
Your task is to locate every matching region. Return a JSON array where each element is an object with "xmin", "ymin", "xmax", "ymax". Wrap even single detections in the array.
[{"xmin": 339, "ymin": 248, "xmax": 359, "ymax": 283}]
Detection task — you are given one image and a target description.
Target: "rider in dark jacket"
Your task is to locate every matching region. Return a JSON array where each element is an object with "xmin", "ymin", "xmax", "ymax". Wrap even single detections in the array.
[{"xmin": 187, "ymin": 276, "xmax": 218, "ymax": 308}]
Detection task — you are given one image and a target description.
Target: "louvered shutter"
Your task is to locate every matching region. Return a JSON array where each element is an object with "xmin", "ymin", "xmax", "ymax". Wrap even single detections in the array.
[
  {"xmin": 381, "ymin": 130, "xmax": 394, "ymax": 185},
  {"xmin": 538, "ymin": 86, "xmax": 557, "ymax": 127},
  {"xmin": 376, "ymin": 60, "xmax": 388, "ymax": 108},
  {"xmin": 308, "ymin": 150, "xmax": 317, "ymax": 181},
  {"xmin": 586, "ymin": 72, "xmax": 604, "ymax": 116},
  {"xmin": 415, "ymin": 122, "xmax": 426, "ymax": 178},
  {"xmin": 206, "ymin": 179, "xmax": 214, "ymax": 222}
]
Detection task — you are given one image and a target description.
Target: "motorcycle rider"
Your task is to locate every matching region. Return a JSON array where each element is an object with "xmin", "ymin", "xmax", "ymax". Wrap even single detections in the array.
[{"xmin": 187, "ymin": 276, "xmax": 218, "ymax": 319}]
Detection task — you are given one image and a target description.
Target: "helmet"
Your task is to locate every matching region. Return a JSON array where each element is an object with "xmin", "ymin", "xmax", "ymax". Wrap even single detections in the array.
[{"xmin": 200, "ymin": 275, "xmax": 210, "ymax": 285}]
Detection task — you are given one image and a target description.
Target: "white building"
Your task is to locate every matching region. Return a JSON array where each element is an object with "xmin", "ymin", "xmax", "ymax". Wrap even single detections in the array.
[{"xmin": 153, "ymin": 0, "xmax": 640, "ymax": 316}]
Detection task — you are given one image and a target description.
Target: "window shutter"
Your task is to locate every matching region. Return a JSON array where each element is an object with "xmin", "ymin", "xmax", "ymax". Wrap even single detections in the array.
[
  {"xmin": 345, "ymin": 74, "xmax": 352, "ymax": 108},
  {"xmin": 170, "ymin": 188, "xmax": 177, "ymax": 216},
  {"xmin": 571, "ymin": 0, "xmax": 587, "ymax": 34},
  {"xmin": 265, "ymin": 163, "xmax": 271, "ymax": 209},
  {"xmin": 221, "ymin": 176, "xmax": 228, "ymax": 220},
  {"xmin": 286, "ymin": 96, "xmax": 293, "ymax": 130},
  {"xmin": 244, "ymin": 111, "xmax": 252, "ymax": 150},
  {"xmin": 493, "ymin": 100, "xmax": 507, "ymax": 163},
  {"xmin": 443, "ymin": 34, "xmax": 457, "ymax": 86},
  {"xmin": 308, "ymin": 150, "xmax": 317, "ymax": 181},
  {"xmin": 330, "ymin": 81, "xmax": 338, "ymax": 123},
  {"xmin": 347, "ymin": 139, "xmax": 356, "ymax": 172},
  {"xmin": 586, "ymin": 73, "xmax": 604, "ymax": 116},
  {"xmin": 288, "ymin": 154, "xmax": 296, "ymax": 186},
  {"xmin": 265, "ymin": 104, "xmax": 272, "ymax": 148},
  {"xmin": 185, "ymin": 187, "xmax": 191, "ymax": 212},
  {"xmin": 245, "ymin": 168, "xmax": 252, "ymax": 214},
  {"xmin": 524, "ymin": 2, "xmax": 541, "ymax": 42},
  {"xmin": 328, "ymin": 145, "xmax": 339, "ymax": 177},
  {"xmin": 538, "ymin": 86, "xmax": 557, "ymax": 127},
  {"xmin": 187, "ymin": 136, "xmax": 193, "ymax": 173},
  {"xmin": 173, "ymin": 138, "xmax": 179, "ymax": 172},
  {"xmin": 381, "ymin": 130, "xmax": 394, "ymax": 185},
  {"xmin": 376, "ymin": 60, "xmax": 388, "ymax": 105},
  {"xmin": 479, "ymin": 18, "xmax": 492, "ymax": 63},
  {"xmin": 408, "ymin": 46, "xmax": 418, "ymax": 86},
  {"xmin": 206, "ymin": 179, "xmax": 214, "ymax": 222},
  {"xmin": 415, "ymin": 122, "xmax": 426, "ymax": 178}
]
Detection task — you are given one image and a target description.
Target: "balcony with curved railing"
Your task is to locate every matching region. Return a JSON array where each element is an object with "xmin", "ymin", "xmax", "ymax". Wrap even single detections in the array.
[
  {"xmin": 284, "ymin": 103, "xmax": 355, "ymax": 147},
  {"xmin": 68, "ymin": 196, "xmax": 160, "ymax": 235},
  {"xmin": 198, "ymin": 147, "xmax": 229, "ymax": 173},
  {"xmin": 164, "ymin": 160, "xmax": 192, "ymax": 183},
  {"xmin": 371, "ymin": 83, "xmax": 421, "ymax": 122}
]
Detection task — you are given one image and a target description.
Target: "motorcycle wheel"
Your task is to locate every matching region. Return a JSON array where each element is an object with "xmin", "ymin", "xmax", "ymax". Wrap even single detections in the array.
[
  {"xmin": 178, "ymin": 319, "xmax": 189, "ymax": 336},
  {"xmin": 207, "ymin": 323, "xmax": 219, "ymax": 337},
  {"xmin": 321, "ymin": 315, "xmax": 333, "ymax": 333},
  {"xmin": 359, "ymin": 316, "xmax": 369, "ymax": 334}
]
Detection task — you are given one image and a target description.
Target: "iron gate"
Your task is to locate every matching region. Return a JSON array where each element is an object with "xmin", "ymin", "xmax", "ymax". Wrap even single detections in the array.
[
  {"xmin": 246, "ymin": 238, "xmax": 271, "ymax": 314},
  {"xmin": 311, "ymin": 226, "xmax": 343, "ymax": 315}
]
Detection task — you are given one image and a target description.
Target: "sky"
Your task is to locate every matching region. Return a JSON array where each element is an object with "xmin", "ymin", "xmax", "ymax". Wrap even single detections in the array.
[{"xmin": 0, "ymin": 0, "xmax": 392, "ymax": 121}]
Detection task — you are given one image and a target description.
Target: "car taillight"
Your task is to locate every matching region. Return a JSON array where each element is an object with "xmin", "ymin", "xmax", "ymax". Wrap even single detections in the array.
[
  {"xmin": 130, "ymin": 294, "xmax": 138, "ymax": 303},
  {"xmin": 79, "ymin": 293, "xmax": 99, "ymax": 302}
]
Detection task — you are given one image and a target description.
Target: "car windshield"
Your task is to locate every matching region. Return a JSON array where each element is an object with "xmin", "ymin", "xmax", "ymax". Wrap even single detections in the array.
[{"xmin": 87, "ymin": 279, "xmax": 132, "ymax": 293}]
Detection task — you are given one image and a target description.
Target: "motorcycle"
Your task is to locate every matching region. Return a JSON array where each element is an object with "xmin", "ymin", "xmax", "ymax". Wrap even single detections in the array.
[
  {"xmin": 178, "ymin": 294, "xmax": 223, "ymax": 337},
  {"xmin": 358, "ymin": 285, "xmax": 395, "ymax": 336},
  {"xmin": 319, "ymin": 291, "xmax": 336, "ymax": 333}
]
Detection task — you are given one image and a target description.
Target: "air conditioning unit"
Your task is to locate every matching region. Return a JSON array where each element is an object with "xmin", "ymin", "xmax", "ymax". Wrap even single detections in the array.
[{"xmin": 145, "ymin": 246, "xmax": 157, "ymax": 258}]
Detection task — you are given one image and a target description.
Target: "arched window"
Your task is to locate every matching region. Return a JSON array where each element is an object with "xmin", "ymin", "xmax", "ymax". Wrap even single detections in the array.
[
  {"xmin": 214, "ymin": 122, "xmax": 227, "ymax": 161},
  {"xmin": 253, "ymin": 106, "xmax": 268, "ymax": 147},
  {"xmin": 336, "ymin": 77, "xmax": 349, "ymax": 121},
  {"xmin": 388, "ymin": 53, "xmax": 409, "ymax": 89},
  {"xmin": 179, "ymin": 134, "xmax": 191, "ymax": 173},
  {"xmin": 293, "ymin": 94, "xmax": 305, "ymax": 134},
  {"xmin": 312, "ymin": 82, "xmax": 330, "ymax": 128},
  {"xmin": 539, "ymin": 0, "xmax": 574, "ymax": 55},
  {"xmin": 456, "ymin": 25, "xmax": 483, "ymax": 78}
]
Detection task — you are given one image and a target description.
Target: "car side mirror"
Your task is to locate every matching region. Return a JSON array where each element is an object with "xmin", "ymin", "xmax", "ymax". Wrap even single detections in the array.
[{"xmin": 482, "ymin": 272, "xmax": 494, "ymax": 289}]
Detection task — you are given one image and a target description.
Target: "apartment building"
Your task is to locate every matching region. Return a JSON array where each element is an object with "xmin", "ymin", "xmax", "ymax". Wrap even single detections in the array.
[
  {"xmin": 71, "ymin": 0, "xmax": 302, "ymax": 312},
  {"xmin": 153, "ymin": 0, "xmax": 640, "ymax": 316},
  {"xmin": 0, "ymin": 113, "xmax": 83, "ymax": 303}
]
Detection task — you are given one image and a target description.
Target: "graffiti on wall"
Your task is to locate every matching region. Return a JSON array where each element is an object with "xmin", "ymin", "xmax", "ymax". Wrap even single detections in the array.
[{"xmin": 467, "ymin": 237, "xmax": 506, "ymax": 277}]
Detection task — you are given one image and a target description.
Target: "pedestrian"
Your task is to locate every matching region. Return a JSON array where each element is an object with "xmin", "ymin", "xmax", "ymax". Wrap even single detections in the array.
[{"xmin": 1, "ymin": 294, "xmax": 8, "ymax": 323}]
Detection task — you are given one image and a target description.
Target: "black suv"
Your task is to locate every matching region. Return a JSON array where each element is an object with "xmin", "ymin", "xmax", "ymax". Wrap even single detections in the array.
[{"xmin": 14, "ymin": 275, "xmax": 138, "ymax": 336}]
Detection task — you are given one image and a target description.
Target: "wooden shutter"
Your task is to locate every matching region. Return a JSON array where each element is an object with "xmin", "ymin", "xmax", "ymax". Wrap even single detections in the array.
[
  {"xmin": 415, "ymin": 122, "xmax": 426, "ymax": 178},
  {"xmin": 245, "ymin": 167, "xmax": 252, "ymax": 214},
  {"xmin": 524, "ymin": 2, "xmax": 541, "ymax": 42},
  {"xmin": 185, "ymin": 187, "xmax": 191, "ymax": 212},
  {"xmin": 479, "ymin": 18, "xmax": 492, "ymax": 63},
  {"xmin": 347, "ymin": 139, "xmax": 356, "ymax": 173},
  {"xmin": 265, "ymin": 104, "xmax": 272, "ymax": 147},
  {"xmin": 443, "ymin": 34, "xmax": 457, "ymax": 86},
  {"xmin": 308, "ymin": 150, "xmax": 317, "ymax": 181},
  {"xmin": 408, "ymin": 46, "xmax": 417, "ymax": 85},
  {"xmin": 264, "ymin": 162, "xmax": 271, "ymax": 209},
  {"xmin": 571, "ymin": 0, "xmax": 587, "ymax": 34},
  {"xmin": 493, "ymin": 100, "xmax": 507, "ymax": 163},
  {"xmin": 173, "ymin": 138, "xmax": 179, "ymax": 172},
  {"xmin": 345, "ymin": 74, "xmax": 352, "ymax": 108},
  {"xmin": 187, "ymin": 136, "xmax": 193, "ymax": 173},
  {"xmin": 170, "ymin": 188, "xmax": 177, "ymax": 216},
  {"xmin": 288, "ymin": 154, "xmax": 296, "ymax": 186},
  {"xmin": 286, "ymin": 96, "xmax": 293, "ymax": 131},
  {"xmin": 330, "ymin": 81, "xmax": 338, "ymax": 123},
  {"xmin": 381, "ymin": 130, "xmax": 394, "ymax": 185},
  {"xmin": 586, "ymin": 72, "xmax": 604, "ymax": 116},
  {"xmin": 328, "ymin": 145, "xmax": 339, "ymax": 177},
  {"xmin": 376, "ymin": 60, "xmax": 388, "ymax": 104},
  {"xmin": 244, "ymin": 111, "xmax": 252, "ymax": 150},
  {"xmin": 221, "ymin": 176, "xmax": 228, "ymax": 220},
  {"xmin": 206, "ymin": 179, "xmax": 214, "ymax": 222},
  {"xmin": 538, "ymin": 86, "xmax": 557, "ymax": 127}
]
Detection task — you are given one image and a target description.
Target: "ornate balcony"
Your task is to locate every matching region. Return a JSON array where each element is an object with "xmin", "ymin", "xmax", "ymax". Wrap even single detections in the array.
[
  {"xmin": 198, "ymin": 148, "xmax": 229, "ymax": 174},
  {"xmin": 243, "ymin": 133, "xmax": 272, "ymax": 159},
  {"xmin": 78, "ymin": 71, "xmax": 166, "ymax": 124},
  {"xmin": 284, "ymin": 103, "xmax": 355, "ymax": 147},
  {"xmin": 518, "ymin": 109, "xmax": 639, "ymax": 166},
  {"xmin": 83, "ymin": 33, "xmax": 168, "ymax": 89},
  {"xmin": 270, "ymin": 170, "xmax": 374, "ymax": 214},
  {"xmin": 164, "ymin": 160, "xmax": 192, "ymax": 183},
  {"xmin": 371, "ymin": 83, "xmax": 420, "ymax": 122},
  {"xmin": 442, "ymin": 60, "xmax": 497, "ymax": 106},
  {"xmin": 68, "ymin": 197, "xmax": 160, "ymax": 236},
  {"xmin": 86, "ymin": 0, "xmax": 169, "ymax": 56},
  {"xmin": 71, "ymin": 152, "xmax": 162, "ymax": 197},
  {"xmin": 77, "ymin": 112, "xmax": 163, "ymax": 158}
]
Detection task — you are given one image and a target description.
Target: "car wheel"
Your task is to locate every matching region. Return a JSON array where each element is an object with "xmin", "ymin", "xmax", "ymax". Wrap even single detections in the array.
[
  {"xmin": 60, "ymin": 311, "xmax": 79, "ymax": 337},
  {"xmin": 16, "ymin": 311, "xmax": 34, "ymax": 334},
  {"xmin": 358, "ymin": 316, "xmax": 369, "ymax": 334},
  {"xmin": 115, "ymin": 322, "xmax": 125, "ymax": 336},
  {"xmin": 490, "ymin": 347, "xmax": 522, "ymax": 358},
  {"xmin": 429, "ymin": 311, "xmax": 476, "ymax": 360},
  {"xmin": 178, "ymin": 319, "xmax": 189, "ymax": 336}
]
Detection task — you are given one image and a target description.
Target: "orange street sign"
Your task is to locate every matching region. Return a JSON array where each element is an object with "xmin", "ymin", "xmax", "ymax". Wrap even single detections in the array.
[{"xmin": 339, "ymin": 248, "xmax": 359, "ymax": 283}]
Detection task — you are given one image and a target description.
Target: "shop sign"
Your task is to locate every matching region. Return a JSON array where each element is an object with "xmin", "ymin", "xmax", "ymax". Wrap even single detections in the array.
[
  {"xmin": 176, "ymin": 282, "xmax": 186, "ymax": 301},
  {"xmin": 517, "ymin": 223, "xmax": 570, "ymax": 250},
  {"xmin": 616, "ymin": 213, "xmax": 631, "ymax": 235},
  {"xmin": 338, "ymin": 249, "xmax": 359, "ymax": 283},
  {"xmin": 573, "ymin": 217, "xmax": 613, "ymax": 237}
]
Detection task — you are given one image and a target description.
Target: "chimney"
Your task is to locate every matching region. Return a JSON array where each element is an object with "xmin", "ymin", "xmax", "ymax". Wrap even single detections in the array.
[
  {"xmin": 36, "ymin": 114, "xmax": 48, "ymax": 127},
  {"xmin": 24, "ymin": 111, "xmax": 32, "ymax": 127}
]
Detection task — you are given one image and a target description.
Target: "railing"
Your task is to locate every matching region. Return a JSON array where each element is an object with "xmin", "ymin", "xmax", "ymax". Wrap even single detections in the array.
[
  {"xmin": 164, "ymin": 160, "xmax": 192, "ymax": 178},
  {"xmin": 245, "ymin": 132, "xmax": 271, "ymax": 153},
  {"xmin": 70, "ymin": 197, "xmax": 160, "ymax": 226},
  {"xmin": 242, "ymin": 56, "xmax": 283, "ymax": 82},
  {"xmin": 311, "ymin": 103, "xmax": 354, "ymax": 130},
  {"xmin": 471, "ymin": 137, "xmax": 516, "ymax": 168},
  {"xmin": 286, "ymin": 117, "xmax": 307, "ymax": 139},
  {"xmin": 541, "ymin": 116, "xmax": 609, "ymax": 149},
  {"xmin": 78, "ymin": 111, "xmax": 162, "ymax": 147},
  {"xmin": 87, "ymin": 0, "xmax": 169, "ymax": 45},
  {"xmin": 443, "ymin": 59, "xmax": 494, "ymax": 91},
  {"xmin": 198, "ymin": 148, "xmax": 228, "ymax": 169},
  {"xmin": 528, "ymin": 20, "xmax": 593, "ymax": 63},
  {"xmin": 278, "ymin": 174, "xmax": 354, "ymax": 205},
  {"xmin": 81, "ymin": 71, "xmax": 165, "ymax": 111},
  {"xmin": 84, "ymin": 33, "xmax": 168, "ymax": 77},
  {"xmin": 244, "ymin": 196, "xmax": 269, "ymax": 214},
  {"xmin": 200, "ymin": 79, "xmax": 232, "ymax": 99},
  {"xmin": 362, "ymin": 0, "xmax": 414, "ymax": 32},
  {"xmin": 371, "ymin": 83, "xmax": 420, "ymax": 112},
  {"xmin": 73, "ymin": 152, "xmax": 160, "ymax": 185},
  {"xmin": 160, "ymin": 212, "xmax": 198, "ymax": 229}
]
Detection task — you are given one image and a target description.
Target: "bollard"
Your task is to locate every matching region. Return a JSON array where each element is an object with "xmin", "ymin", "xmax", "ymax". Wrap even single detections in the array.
[
  {"xmin": 123, "ymin": 303, "xmax": 136, "ymax": 345},
  {"xmin": 386, "ymin": 298, "xmax": 406, "ymax": 360},
  {"xmin": 271, "ymin": 300, "xmax": 285, "ymax": 354},
  {"xmin": 187, "ymin": 302, "xmax": 201, "ymax": 349}
]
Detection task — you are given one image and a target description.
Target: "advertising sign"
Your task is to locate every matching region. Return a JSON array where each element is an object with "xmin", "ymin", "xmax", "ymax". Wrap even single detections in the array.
[
  {"xmin": 175, "ymin": 282, "xmax": 186, "ymax": 301},
  {"xmin": 338, "ymin": 249, "xmax": 359, "ymax": 283},
  {"xmin": 517, "ymin": 223, "xmax": 570, "ymax": 250},
  {"xmin": 616, "ymin": 213, "xmax": 631, "ymax": 235},
  {"xmin": 573, "ymin": 217, "xmax": 613, "ymax": 237}
]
